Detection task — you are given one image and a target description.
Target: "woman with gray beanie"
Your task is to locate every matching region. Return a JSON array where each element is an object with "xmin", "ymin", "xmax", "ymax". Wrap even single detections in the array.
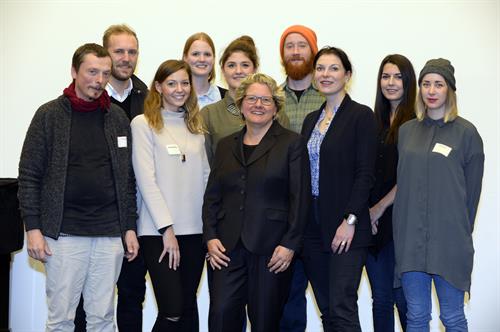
[{"xmin": 392, "ymin": 58, "xmax": 484, "ymax": 331}]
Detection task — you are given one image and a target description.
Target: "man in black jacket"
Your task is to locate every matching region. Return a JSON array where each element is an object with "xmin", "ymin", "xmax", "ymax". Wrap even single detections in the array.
[{"xmin": 74, "ymin": 25, "xmax": 148, "ymax": 332}]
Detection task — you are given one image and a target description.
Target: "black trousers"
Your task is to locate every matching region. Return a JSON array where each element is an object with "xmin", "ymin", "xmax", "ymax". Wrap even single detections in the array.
[
  {"xmin": 141, "ymin": 234, "xmax": 205, "ymax": 332},
  {"xmin": 303, "ymin": 198, "xmax": 368, "ymax": 332},
  {"xmin": 209, "ymin": 242, "xmax": 293, "ymax": 332},
  {"xmin": 74, "ymin": 247, "xmax": 147, "ymax": 332}
]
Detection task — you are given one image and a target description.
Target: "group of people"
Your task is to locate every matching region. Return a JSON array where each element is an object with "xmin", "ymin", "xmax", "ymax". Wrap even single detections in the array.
[{"xmin": 17, "ymin": 23, "xmax": 484, "ymax": 332}]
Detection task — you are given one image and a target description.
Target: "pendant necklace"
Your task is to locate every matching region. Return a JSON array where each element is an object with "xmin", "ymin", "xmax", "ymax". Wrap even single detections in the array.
[{"xmin": 163, "ymin": 124, "xmax": 188, "ymax": 163}]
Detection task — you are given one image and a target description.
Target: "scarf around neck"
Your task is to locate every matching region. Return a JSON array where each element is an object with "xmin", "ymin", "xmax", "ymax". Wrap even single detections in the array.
[{"xmin": 63, "ymin": 81, "xmax": 110, "ymax": 112}]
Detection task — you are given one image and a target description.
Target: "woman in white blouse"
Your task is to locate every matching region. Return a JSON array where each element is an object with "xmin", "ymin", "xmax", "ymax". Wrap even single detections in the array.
[{"xmin": 131, "ymin": 59, "xmax": 209, "ymax": 331}]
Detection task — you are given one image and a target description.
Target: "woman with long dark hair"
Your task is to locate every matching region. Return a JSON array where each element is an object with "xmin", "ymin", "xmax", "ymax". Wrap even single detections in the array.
[{"xmin": 365, "ymin": 54, "xmax": 416, "ymax": 331}]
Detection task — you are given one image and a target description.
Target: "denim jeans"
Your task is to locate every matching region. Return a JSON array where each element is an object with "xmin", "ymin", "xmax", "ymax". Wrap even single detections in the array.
[
  {"xmin": 280, "ymin": 258, "xmax": 308, "ymax": 332},
  {"xmin": 366, "ymin": 241, "xmax": 407, "ymax": 331},
  {"xmin": 401, "ymin": 271, "xmax": 467, "ymax": 332}
]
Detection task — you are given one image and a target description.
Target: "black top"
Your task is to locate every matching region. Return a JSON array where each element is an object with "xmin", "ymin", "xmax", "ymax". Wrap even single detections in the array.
[
  {"xmin": 62, "ymin": 109, "xmax": 120, "ymax": 236},
  {"xmin": 243, "ymin": 144, "xmax": 257, "ymax": 162},
  {"xmin": 112, "ymin": 74, "xmax": 148, "ymax": 122},
  {"xmin": 290, "ymin": 88, "xmax": 305, "ymax": 102},
  {"xmin": 218, "ymin": 86, "xmax": 228, "ymax": 99},
  {"xmin": 369, "ymin": 127, "xmax": 398, "ymax": 253},
  {"xmin": 203, "ymin": 121, "xmax": 311, "ymax": 255},
  {"xmin": 111, "ymin": 94, "xmax": 132, "ymax": 120},
  {"xmin": 301, "ymin": 95, "xmax": 377, "ymax": 251}
]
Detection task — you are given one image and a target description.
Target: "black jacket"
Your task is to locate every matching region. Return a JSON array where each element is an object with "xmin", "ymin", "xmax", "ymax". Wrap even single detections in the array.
[
  {"xmin": 203, "ymin": 121, "xmax": 310, "ymax": 255},
  {"xmin": 129, "ymin": 75, "xmax": 148, "ymax": 120},
  {"xmin": 301, "ymin": 94, "xmax": 377, "ymax": 250}
]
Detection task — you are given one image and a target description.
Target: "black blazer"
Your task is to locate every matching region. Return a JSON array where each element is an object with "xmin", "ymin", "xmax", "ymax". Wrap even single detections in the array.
[
  {"xmin": 129, "ymin": 75, "xmax": 148, "ymax": 120},
  {"xmin": 301, "ymin": 94, "xmax": 377, "ymax": 250},
  {"xmin": 203, "ymin": 121, "xmax": 311, "ymax": 255}
]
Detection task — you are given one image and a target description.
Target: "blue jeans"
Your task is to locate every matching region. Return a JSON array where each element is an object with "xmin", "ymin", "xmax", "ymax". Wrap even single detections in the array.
[
  {"xmin": 366, "ymin": 241, "xmax": 407, "ymax": 331},
  {"xmin": 401, "ymin": 272, "xmax": 467, "ymax": 332},
  {"xmin": 280, "ymin": 258, "xmax": 308, "ymax": 332}
]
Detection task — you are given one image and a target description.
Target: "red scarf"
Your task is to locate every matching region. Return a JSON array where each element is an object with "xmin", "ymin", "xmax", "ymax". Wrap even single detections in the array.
[{"xmin": 63, "ymin": 82, "xmax": 110, "ymax": 112}]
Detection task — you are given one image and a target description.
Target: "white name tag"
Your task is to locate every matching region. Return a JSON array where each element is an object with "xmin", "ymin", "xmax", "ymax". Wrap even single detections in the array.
[
  {"xmin": 432, "ymin": 143, "xmax": 452, "ymax": 157},
  {"xmin": 117, "ymin": 136, "xmax": 127, "ymax": 148},
  {"xmin": 166, "ymin": 144, "xmax": 181, "ymax": 155}
]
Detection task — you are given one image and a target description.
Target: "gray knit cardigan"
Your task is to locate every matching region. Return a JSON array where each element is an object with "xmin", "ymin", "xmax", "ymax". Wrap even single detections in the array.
[{"xmin": 18, "ymin": 95, "xmax": 137, "ymax": 240}]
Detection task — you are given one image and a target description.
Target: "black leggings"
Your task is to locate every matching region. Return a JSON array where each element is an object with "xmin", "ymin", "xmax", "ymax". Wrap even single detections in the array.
[{"xmin": 140, "ymin": 234, "xmax": 205, "ymax": 332}]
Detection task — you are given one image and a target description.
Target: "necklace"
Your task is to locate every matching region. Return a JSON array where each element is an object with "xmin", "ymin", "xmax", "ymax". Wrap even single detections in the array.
[
  {"xmin": 324, "ymin": 114, "xmax": 334, "ymax": 126},
  {"xmin": 163, "ymin": 123, "xmax": 188, "ymax": 163},
  {"xmin": 319, "ymin": 105, "xmax": 339, "ymax": 133}
]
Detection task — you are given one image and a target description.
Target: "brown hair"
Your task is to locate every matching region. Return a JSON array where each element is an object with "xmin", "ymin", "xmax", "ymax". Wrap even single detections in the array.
[
  {"xmin": 71, "ymin": 43, "xmax": 110, "ymax": 73},
  {"xmin": 143, "ymin": 60, "xmax": 204, "ymax": 134},
  {"xmin": 219, "ymin": 35, "xmax": 259, "ymax": 69},
  {"xmin": 183, "ymin": 32, "xmax": 217, "ymax": 82},
  {"xmin": 374, "ymin": 54, "xmax": 417, "ymax": 144}
]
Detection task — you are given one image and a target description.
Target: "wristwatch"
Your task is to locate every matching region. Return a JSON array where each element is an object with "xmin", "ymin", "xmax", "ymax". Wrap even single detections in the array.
[{"xmin": 344, "ymin": 213, "xmax": 358, "ymax": 225}]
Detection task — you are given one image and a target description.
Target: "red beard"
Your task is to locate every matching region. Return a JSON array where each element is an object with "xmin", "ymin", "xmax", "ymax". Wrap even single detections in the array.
[{"xmin": 283, "ymin": 56, "xmax": 314, "ymax": 80}]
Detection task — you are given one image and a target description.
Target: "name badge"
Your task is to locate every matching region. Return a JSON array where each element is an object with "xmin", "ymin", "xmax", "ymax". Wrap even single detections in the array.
[
  {"xmin": 117, "ymin": 136, "xmax": 127, "ymax": 148},
  {"xmin": 432, "ymin": 143, "xmax": 452, "ymax": 157},
  {"xmin": 166, "ymin": 144, "xmax": 181, "ymax": 155}
]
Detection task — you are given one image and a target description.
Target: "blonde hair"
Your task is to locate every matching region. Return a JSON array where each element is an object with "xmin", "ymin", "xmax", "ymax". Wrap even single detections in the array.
[
  {"xmin": 235, "ymin": 73, "xmax": 285, "ymax": 113},
  {"xmin": 416, "ymin": 86, "xmax": 458, "ymax": 122},
  {"xmin": 143, "ymin": 60, "xmax": 205, "ymax": 134},
  {"xmin": 103, "ymin": 24, "xmax": 138, "ymax": 49}
]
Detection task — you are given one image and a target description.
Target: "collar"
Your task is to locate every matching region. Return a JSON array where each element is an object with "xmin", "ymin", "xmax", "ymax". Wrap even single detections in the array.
[
  {"xmin": 106, "ymin": 78, "xmax": 133, "ymax": 102},
  {"xmin": 198, "ymin": 84, "xmax": 222, "ymax": 109},
  {"xmin": 199, "ymin": 84, "xmax": 220, "ymax": 100},
  {"xmin": 281, "ymin": 80, "xmax": 318, "ymax": 94},
  {"xmin": 223, "ymin": 93, "xmax": 241, "ymax": 117},
  {"xmin": 423, "ymin": 115, "xmax": 448, "ymax": 127}
]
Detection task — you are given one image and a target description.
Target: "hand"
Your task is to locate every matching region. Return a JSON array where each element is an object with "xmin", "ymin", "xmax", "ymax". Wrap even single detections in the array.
[
  {"xmin": 27, "ymin": 229, "xmax": 52, "ymax": 262},
  {"xmin": 206, "ymin": 239, "xmax": 230, "ymax": 270},
  {"xmin": 124, "ymin": 230, "xmax": 139, "ymax": 262},
  {"xmin": 267, "ymin": 245, "xmax": 294, "ymax": 274},
  {"xmin": 159, "ymin": 227, "xmax": 180, "ymax": 270},
  {"xmin": 371, "ymin": 219, "xmax": 379, "ymax": 235},
  {"xmin": 331, "ymin": 219, "xmax": 355, "ymax": 254},
  {"xmin": 369, "ymin": 202, "xmax": 386, "ymax": 223},
  {"xmin": 370, "ymin": 202, "xmax": 386, "ymax": 235}
]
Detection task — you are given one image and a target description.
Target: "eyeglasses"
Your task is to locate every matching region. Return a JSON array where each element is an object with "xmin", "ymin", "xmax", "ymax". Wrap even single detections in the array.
[{"xmin": 243, "ymin": 95, "xmax": 274, "ymax": 106}]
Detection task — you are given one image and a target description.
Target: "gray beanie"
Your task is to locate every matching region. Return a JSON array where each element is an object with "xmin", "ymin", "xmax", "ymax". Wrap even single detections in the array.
[{"xmin": 418, "ymin": 58, "xmax": 456, "ymax": 91}]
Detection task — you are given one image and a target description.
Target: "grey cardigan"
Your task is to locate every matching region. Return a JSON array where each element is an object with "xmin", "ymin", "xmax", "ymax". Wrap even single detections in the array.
[{"xmin": 18, "ymin": 95, "xmax": 137, "ymax": 240}]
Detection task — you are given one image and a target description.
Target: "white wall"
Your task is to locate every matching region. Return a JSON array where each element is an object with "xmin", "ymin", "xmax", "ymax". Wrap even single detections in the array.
[{"xmin": 1, "ymin": 0, "xmax": 499, "ymax": 331}]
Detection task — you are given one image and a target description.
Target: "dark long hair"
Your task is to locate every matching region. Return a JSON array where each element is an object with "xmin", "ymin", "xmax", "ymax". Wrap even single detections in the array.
[{"xmin": 374, "ymin": 54, "xmax": 416, "ymax": 144}]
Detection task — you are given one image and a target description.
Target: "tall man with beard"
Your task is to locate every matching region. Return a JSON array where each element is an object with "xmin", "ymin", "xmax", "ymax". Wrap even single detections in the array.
[
  {"xmin": 279, "ymin": 25, "xmax": 325, "ymax": 332},
  {"xmin": 74, "ymin": 24, "xmax": 148, "ymax": 332}
]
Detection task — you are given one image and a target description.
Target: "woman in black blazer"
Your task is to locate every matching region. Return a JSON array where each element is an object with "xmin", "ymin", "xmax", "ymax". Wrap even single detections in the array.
[
  {"xmin": 203, "ymin": 73, "xmax": 310, "ymax": 332},
  {"xmin": 301, "ymin": 47, "xmax": 377, "ymax": 331}
]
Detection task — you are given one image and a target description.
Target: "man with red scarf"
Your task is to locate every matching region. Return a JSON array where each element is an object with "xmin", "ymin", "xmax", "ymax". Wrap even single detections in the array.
[{"xmin": 18, "ymin": 43, "xmax": 138, "ymax": 332}]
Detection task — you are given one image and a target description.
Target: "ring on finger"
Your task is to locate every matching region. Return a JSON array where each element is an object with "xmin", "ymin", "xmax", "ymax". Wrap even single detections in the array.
[{"xmin": 340, "ymin": 241, "xmax": 346, "ymax": 246}]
